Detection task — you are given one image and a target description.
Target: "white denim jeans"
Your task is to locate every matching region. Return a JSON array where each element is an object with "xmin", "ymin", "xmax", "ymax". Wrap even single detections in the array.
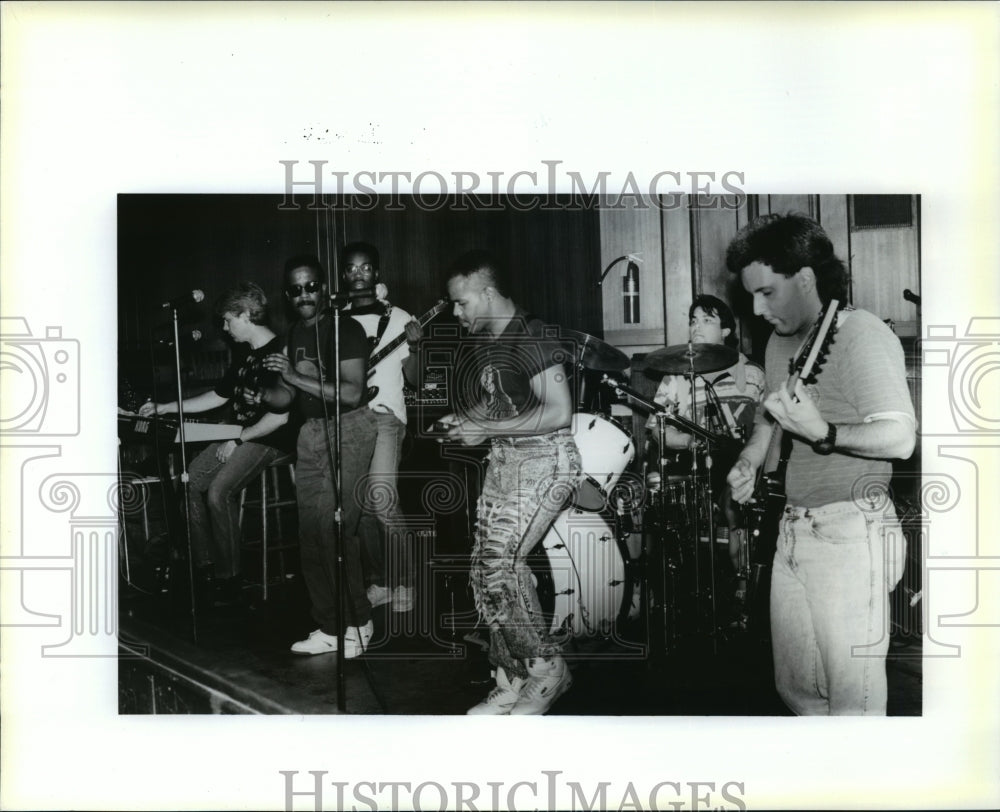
[{"xmin": 770, "ymin": 500, "xmax": 906, "ymax": 715}]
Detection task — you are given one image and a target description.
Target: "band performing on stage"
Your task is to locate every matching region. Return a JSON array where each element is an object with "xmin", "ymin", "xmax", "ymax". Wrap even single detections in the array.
[{"xmin": 117, "ymin": 212, "xmax": 917, "ymax": 716}]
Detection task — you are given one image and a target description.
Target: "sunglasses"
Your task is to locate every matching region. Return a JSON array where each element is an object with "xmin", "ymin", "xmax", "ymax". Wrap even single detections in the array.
[{"xmin": 285, "ymin": 280, "xmax": 321, "ymax": 296}]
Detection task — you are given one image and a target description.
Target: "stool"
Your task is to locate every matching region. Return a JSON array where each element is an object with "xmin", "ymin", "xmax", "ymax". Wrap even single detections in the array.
[{"xmin": 239, "ymin": 454, "xmax": 297, "ymax": 600}]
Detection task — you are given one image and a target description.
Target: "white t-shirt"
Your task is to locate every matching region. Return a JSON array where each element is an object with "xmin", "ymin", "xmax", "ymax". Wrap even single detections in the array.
[{"xmin": 349, "ymin": 304, "xmax": 412, "ymax": 424}]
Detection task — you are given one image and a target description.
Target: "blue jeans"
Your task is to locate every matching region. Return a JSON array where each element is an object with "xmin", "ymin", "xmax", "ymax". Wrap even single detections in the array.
[
  {"xmin": 186, "ymin": 440, "xmax": 282, "ymax": 579},
  {"xmin": 358, "ymin": 410, "xmax": 412, "ymax": 588},
  {"xmin": 296, "ymin": 411, "xmax": 377, "ymax": 632},
  {"xmin": 771, "ymin": 500, "xmax": 906, "ymax": 715},
  {"xmin": 471, "ymin": 430, "xmax": 582, "ymax": 679}
]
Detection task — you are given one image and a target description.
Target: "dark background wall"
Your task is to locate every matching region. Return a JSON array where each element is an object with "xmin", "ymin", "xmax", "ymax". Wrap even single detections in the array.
[{"xmin": 118, "ymin": 194, "xmax": 603, "ymax": 392}]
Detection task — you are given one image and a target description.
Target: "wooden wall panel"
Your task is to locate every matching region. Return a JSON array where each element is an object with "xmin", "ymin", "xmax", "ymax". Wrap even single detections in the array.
[
  {"xmin": 599, "ymin": 198, "xmax": 666, "ymax": 351},
  {"xmin": 850, "ymin": 225, "xmax": 919, "ymax": 324},
  {"xmin": 818, "ymin": 194, "xmax": 850, "ymax": 271},
  {"xmin": 689, "ymin": 204, "xmax": 743, "ymax": 303},
  {"xmin": 661, "ymin": 204, "xmax": 692, "ymax": 346},
  {"xmin": 762, "ymin": 193, "xmax": 818, "ymax": 219}
]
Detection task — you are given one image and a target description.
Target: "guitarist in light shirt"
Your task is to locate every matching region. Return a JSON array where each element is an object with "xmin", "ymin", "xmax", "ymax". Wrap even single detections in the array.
[
  {"xmin": 725, "ymin": 214, "xmax": 915, "ymax": 716},
  {"xmin": 340, "ymin": 242, "xmax": 424, "ymax": 614}
]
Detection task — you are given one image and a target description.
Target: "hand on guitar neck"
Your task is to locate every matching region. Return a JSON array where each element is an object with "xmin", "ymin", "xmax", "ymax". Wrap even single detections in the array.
[{"xmin": 726, "ymin": 299, "xmax": 840, "ymax": 507}]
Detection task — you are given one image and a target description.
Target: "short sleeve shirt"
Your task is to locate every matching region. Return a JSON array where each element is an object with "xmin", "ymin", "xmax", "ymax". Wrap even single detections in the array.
[
  {"xmin": 454, "ymin": 310, "xmax": 572, "ymax": 435},
  {"xmin": 645, "ymin": 353, "xmax": 765, "ymax": 442},
  {"xmin": 214, "ymin": 334, "xmax": 295, "ymax": 451},
  {"xmin": 348, "ymin": 302, "xmax": 412, "ymax": 424},
  {"xmin": 763, "ymin": 307, "xmax": 915, "ymax": 507},
  {"xmin": 286, "ymin": 312, "xmax": 370, "ymax": 420}
]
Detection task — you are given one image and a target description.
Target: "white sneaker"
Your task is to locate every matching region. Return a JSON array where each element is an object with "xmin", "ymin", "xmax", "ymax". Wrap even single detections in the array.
[
  {"xmin": 343, "ymin": 620, "xmax": 373, "ymax": 659},
  {"xmin": 290, "ymin": 621, "xmax": 373, "ymax": 659},
  {"xmin": 290, "ymin": 629, "xmax": 338, "ymax": 655},
  {"xmin": 367, "ymin": 584, "xmax": 392, "ymax": 608},
  {"xmin": 509, "ymin": 657, "xmax": 572, "ymax": 715},
  {"xmin": 467, "ymin": 668, "xmax": 524, "ymax": 715},
  {"xmin": 391, "ymin": 585, "xmax": 414, "ymax": 612}
]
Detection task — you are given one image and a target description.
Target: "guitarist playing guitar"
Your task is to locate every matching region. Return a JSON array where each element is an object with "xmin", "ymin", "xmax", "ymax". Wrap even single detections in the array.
[
  {"xmin": 740, "ymin": 296, "xmax": 839, "ymax": 639},
  {"xmin": 340, "ymin": 241, "xmax": 446, "ymax": 614},
  {"xmin": 726, "ymin": 215, "xmax": 916, "ymax": 716}
]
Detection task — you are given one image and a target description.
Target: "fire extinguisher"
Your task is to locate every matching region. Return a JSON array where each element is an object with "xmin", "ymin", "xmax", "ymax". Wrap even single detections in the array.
[{"xmin": 623, "ymin": 260, "xmax": 640, "ymax": 323}]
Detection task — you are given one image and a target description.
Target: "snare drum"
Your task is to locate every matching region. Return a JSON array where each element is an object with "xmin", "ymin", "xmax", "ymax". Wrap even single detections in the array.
[
  {"xmin": 571, "ymin": 412, "xmax": 635, "ymax": 511},
  {"xmin": 534, "ymin": 508, "xmax": 627, "ymax": 636}
]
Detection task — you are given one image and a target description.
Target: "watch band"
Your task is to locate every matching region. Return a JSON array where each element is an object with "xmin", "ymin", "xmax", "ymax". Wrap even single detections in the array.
[{"xmin": 812, "ymin": 422, "xmax": 837, "ymax": 455}]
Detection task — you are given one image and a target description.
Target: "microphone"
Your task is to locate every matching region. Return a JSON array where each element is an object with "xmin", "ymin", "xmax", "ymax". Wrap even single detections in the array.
[
  {"xmin": 328, "ymin": 289, "xmax": 377, "ymax": 306},
  {"xmin": 161, "ymin": 289, "xmax": 205, "ymax": 309},
  {"xmin": 157, "ymin": 329, "xmax": 203, "ymax": 346}
]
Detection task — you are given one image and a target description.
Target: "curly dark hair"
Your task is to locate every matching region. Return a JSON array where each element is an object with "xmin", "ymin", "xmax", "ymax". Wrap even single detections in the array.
[{"xmin": 726, "ymin": 213, "xmax": 848, "ymax": 305}]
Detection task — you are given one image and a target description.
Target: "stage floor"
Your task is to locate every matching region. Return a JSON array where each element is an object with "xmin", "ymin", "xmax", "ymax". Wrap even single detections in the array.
[{"xmin": 118, "ymin": 576, "xmax": 922, "ymax": 716}]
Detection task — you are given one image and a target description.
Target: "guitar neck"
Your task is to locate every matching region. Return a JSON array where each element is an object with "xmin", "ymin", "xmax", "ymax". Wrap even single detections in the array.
[
  {"xmin": 368, "ymin": 300, "xmax": 447, "ymax": 371},
  {"xmin": 752, "ymin": 299, "xmax": 840, "ymax": 493}
]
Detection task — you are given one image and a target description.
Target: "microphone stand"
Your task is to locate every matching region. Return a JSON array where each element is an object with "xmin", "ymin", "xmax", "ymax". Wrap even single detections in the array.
[
  {"xmin": 322, "ymin": 289, "xmax": 388, "ymax": 714},
  {"xmin": 170, "ymin": 305, "xmax": 199, "ymax": 643},
  {"xmin": 313, "ymin": 298, "xmax": 348, "ymax": 712}
]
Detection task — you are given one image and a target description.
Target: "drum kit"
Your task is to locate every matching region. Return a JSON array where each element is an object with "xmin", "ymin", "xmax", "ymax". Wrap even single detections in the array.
[{"xmin": 533, "ymin": 329, "xmax": 748, "ymax": 654}]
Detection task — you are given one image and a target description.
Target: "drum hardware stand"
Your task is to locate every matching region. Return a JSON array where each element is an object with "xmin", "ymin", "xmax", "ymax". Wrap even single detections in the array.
[
  {"xmin": 682, "ymin": 357, "xmax": 721, "ymax": 654},
  {"xmin": 602, "ymin": 374, "xmax": 735, "ymax": 656}
]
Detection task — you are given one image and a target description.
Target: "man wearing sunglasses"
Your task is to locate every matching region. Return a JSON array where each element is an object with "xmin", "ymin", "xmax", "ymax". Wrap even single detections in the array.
[
  {"xmin": 263, "ymin": 255, "xmax": 378, "ymax": 658},
  {"xmin": 340, "ymin": 241, "xmax": 423, "ymax": 615}
]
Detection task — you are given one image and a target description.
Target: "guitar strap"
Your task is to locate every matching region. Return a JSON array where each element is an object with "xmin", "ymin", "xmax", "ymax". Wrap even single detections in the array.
[{"xmin": 368, "ymin": 303, "xmax": 393, "ymax": 357}]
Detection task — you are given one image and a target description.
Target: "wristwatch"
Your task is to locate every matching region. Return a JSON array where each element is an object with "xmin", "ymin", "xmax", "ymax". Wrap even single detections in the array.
[{"xmin": 812, "ymin": 422, "xmax": 837, "ymax": 455}]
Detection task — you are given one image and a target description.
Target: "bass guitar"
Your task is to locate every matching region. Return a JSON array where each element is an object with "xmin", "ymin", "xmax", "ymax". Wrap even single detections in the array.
[
  {"xmin": 365, "ymin": 298, "xmax": 449, "ymax": 402},
  {"xmin": 743, "ymin": 298, "xmax": 840, "ymax": 636}
]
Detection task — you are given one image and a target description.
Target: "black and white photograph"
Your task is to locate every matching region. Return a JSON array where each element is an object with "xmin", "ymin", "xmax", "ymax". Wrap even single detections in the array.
[
  {"xmin": 115, "ymin": 192, "xmax": 924, "ymax": 721},
  {"xmin": 2, "ymin": 3, "xmax": 998, "ymax": 811}
]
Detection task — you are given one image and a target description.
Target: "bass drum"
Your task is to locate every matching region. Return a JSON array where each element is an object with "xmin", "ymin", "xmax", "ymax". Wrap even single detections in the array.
[
  {"xmin": 571, "ymin": 412, "xmax": 635, "ymax": 512},
  {"xmin": 531, "ymin": 508, "xmax": 627, "ymax": 637}
]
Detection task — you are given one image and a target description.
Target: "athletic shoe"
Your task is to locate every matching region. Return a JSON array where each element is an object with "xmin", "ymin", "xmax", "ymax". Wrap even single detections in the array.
[
  {"xmin": 367, "ymin": 584, "xmax": 392, "ymax": 608},
  {"xmin": 509, "ymin": 656, "xmax": 572, "ymax": 715},
  {"xmin": 290, "ymin": 629, "xmax": 338, "ymax": 655},
  {"xmin": 467, "ymin": 668, "xmax": 524, "ymax": 715},
  {"xmin": 391, "ymin": 585, "xmax": 414, "ymax": 613},
  {"xmin": 343, "ymin": 620, "xmax": 373, "ymax": 659},
  {"xmin": 290, "ymin": 621, "xmax": 373, "ymax": 659}
]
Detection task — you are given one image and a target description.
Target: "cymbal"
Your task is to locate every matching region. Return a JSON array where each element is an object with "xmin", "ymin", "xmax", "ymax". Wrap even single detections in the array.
[
  {"xmin": 562, "ymin": 330, "xmax": 629, "ymax": 372},
  {"xmin": 644, "ymin": 343, "xmax": 738, "ymax": 375}
]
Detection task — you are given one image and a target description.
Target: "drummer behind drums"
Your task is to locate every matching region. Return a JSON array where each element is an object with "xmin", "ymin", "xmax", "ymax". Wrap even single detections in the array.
[{"xmin": 644, "ymin": 295, "xmax": 765, "ymax": 602}]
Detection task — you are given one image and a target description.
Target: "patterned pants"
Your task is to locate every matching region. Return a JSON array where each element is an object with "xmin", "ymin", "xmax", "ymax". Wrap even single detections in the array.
[{"xmin": 470, "ymin": 430, "xmax": 582, "ymax": 679}]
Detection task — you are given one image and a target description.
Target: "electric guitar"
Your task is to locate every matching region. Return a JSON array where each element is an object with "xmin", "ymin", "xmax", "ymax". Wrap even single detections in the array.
[
  {"xmin": 364, "ymin": 298, "xmax": 449, "ymax": 401},
  {"xmin": 743, "ymin": 298, "xmax": 840, "ymax": 634}
]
